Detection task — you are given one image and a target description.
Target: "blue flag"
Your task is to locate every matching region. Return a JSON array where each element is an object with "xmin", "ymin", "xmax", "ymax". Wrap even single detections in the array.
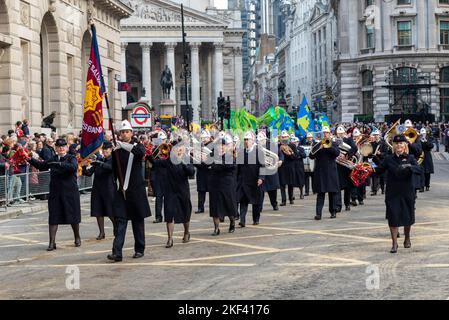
[{"xmin": 296, "ymin": 95, "xmax": 315, "ymax": 135}]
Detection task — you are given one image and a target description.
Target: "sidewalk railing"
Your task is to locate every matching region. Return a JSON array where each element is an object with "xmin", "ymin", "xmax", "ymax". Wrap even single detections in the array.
[{"xmin": 0, "ymin": 167, "xmax": 93, "ymax": 210}]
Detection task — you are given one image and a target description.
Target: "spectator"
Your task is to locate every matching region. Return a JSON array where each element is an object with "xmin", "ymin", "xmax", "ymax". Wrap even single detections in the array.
[
  {"xmin": 15, "ymin": 121, "xmax": 24, "ymax": 139},
  {"xmin": 22, "ymin": 120, "xmax": 30, "ymax": 136}
]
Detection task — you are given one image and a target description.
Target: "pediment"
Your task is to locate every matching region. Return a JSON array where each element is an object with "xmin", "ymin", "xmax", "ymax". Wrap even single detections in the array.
[
  {"xmin": 309, "ymin": 2, "xmax": 328, "ymax": 24},
  {"xmin": 122, "ymin": 0, "xmax": 228, "ymax": 26}
]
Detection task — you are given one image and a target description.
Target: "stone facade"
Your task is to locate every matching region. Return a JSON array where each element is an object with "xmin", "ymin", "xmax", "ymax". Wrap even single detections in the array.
[
  {"xmin": 333, "ymin": 0, "xmax": 449, "ymax": 122},
  {"xmin": 0, "ymin": 0, "xmax": 132, "ymax": 134},
  {"xmin": 120, "ymin": 0, "xmax": 245, "ymax": 123}
]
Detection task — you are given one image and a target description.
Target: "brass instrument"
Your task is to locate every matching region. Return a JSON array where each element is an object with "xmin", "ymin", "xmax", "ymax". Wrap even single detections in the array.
[
  {"xmin": 260, "ymin": 146, "xmax": 280, "ymax": 171},
  {"xmin": 280, "ymin": 144, "xmax": 294, "ymax": 156},
  {"xmin": 404, "ymin": 127, "xmax": 418, "ymax": 144},
  {"xmin": 336, "ymin": 141, "xmax": 358, "ymax": 169},
  {"xmin": 384, "ymin": 119, "xmax": 401, "ymax": 151},
  {"xmin": 417, "ymin": 151, "xmax": 425, "ymax": 165},
  {"xmin": 310, "ymin": 138, "xmax": 332, "ymax": 156},
  {"xmin": 152, "ymin": 143, "xmax": 171, "ymax": 160}
]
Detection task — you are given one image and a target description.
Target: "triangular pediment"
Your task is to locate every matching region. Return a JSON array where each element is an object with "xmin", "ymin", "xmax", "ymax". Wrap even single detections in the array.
[
  {"xmin": 309, "ymin": 2, "xmax": 328, "ymax": 24},
  {"xmin": 122, "ymin": 0, "xmax": 228, "ymax": 26}
]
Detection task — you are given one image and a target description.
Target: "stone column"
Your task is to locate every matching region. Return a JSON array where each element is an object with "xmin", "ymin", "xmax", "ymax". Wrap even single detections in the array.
[
  {"xmin": 233, "ymin": 47, "xmax": 243, "ymax": 108},
  {"xmin": 165, "ymin": 42, "xmax": 177, "ymax": 103},
  {"xmin": 140, "ymin": 42, "xmax": 152, "ymax": 105},
  {"xmin": 190, "ymin": 42, "xmax": 201, "ymax": 123},
  {"xmin": 120, "ymin": 42, "xmax": 128, "ymax": 108},
  {"xmin": 213, "ymin": 42, "xmax": 224, "ymax": 105}
]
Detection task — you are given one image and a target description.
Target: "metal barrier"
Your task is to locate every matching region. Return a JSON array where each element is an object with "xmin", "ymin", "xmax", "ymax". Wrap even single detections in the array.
[{"xmin": 0, "ymin": 167, "xmax": 93, "ymax": 210}]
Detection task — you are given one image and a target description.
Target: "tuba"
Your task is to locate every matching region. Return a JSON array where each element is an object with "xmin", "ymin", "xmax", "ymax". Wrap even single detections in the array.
[{"xmin": 404, "ymin": 127, "xmax": 418, "ymax": 144}]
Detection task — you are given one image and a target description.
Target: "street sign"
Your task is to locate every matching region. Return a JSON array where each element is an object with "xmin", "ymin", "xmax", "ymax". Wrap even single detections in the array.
[{"xmin": 130, "ymin": 104, "xmax": 152, "ymax": 128}]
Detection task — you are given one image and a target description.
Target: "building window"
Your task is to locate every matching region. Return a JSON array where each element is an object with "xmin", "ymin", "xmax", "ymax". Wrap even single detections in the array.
[
  {"xmin": 440, "ymin": 0, "xmax": 449, "ymax": 4},
  {"xmin": 397, "ymin": 0, "xmax": 411, "ymax": 5},
  {"xmin": 366, "ymin": 26, "xmax": 375, "ymax": 48},
  {"xmin": 441, "ymin": 67, "xmax": 449, "ymax": 83},
  {"xmin": 362, "ymin": 91, "xmax": 374, "ymax": 115},
  {"xmin": 366, "ymin": 0, "xmax": 374, "ymax": 7},
  {"xmin": 440, "ymin": 21, "xmax": 449, "ymax": 45},
  {"xmin": 397, "ymin": 21, "xmax": 412, "ymax": 46},
  {"xmin": 394, "ymin": 67, "xmax": 418, "ymax": 83},
  {"xmin": 441, "ymin": 89, "xmax": 449, "ymax": 115},
  {"xmin": 107, "ymin": 41, "xmax": 114, "ymax": 59}
]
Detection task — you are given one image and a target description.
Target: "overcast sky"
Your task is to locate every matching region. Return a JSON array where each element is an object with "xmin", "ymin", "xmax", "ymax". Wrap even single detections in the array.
[{"xmin": 215, "ymin": 0, "xmax": 227, "ymax": 9}]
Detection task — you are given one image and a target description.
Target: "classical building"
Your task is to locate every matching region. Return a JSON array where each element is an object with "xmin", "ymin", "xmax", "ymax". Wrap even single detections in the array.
[
  {"xmin": 0, "ymin": 0, "xmax": 132, "ymax": 134},
  {"xmin": 120, "ymin": 0, "xmax": 245, "ymax": 123},
  {"xmin": 333, "ymin": 0, "xmax": 449, "ymax": 122}
]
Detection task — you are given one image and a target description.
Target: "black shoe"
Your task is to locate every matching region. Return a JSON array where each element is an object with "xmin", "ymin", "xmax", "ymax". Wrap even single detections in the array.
[
  {"xmin": 345, "ymin": 206, "xmax": 351, "ymax": 211},
  {"xmin": 195, "ymin": 210, "xmax": 204, "ymax": 214},
  {"xmin": 292, "ymin": 196, "xmax": 296, "ymax": 200},
  {"xmin": 74, "ymin": 238, "xmax": 81, "ymax": 247},
  {"xmin": 46, "ymin": 243, "xmax": 56, "ymax": 251},
  {"xmin": 358, "ymin": 201, "xmax": 364, "ymax": 206},
  {"xmin": 253, "ymin": 221, "xmax": 259, "ymax": 225},
  {"xmin": 330, "ymin": 212, "xmax": 337, "ymax": 219},
  {"xmin": 229, "ymin": 223, "xmax": 235, "ymax": 233},
  {"xmin": 304, "ymin": 193, "xmax": 309, "ymax": 196},
  {"xmin": 419, "ymin": 188, "xmax": 424, "ymax": 193},
  {"xmin": 153, "ymin": 218, "xmax": 163, "ymax": 223},
  {"xmin": 336, "ymin": 207, "xmax": 342, "ymax": 213},
  {"xmin": 404, "ymin": 239, "xmax": 411, "ymax": 249},
  {"xmin": 107, "ymin": 254, "xmax": 122, "ymax": 262},
  {"xmin": 212, "ymin": 228, "xmax": 220, "ymax": 236},
  {"xmin": 165, "ymin": 238, "xmax": 174, "ymax": 248},
  {"xmin": 390, "ymin": 245, "xmax": 398, "ymax": 254},
  {"xmin": 182, "ymin": 233, "xmax": 191, "ymax": 243},
  {"xmin": 425, "ymin": 187, "xmax": 430, "ymax": 191},
  {"xmin": 273, "ymin": 205, "xmax": 279, "ymax": 211},
  {"xmin": 300, "ymin": 195, "xmax": 304, "ymax": 199},
  {"xmin": 280, "ymin": 202, "xmax": 286, "ymax": 206},
  {"xmin": 350, "ymin": 201, "xmax": 358, "ymax": 206},
  {"xmin": 381, "ymin": 190, "xmax": 385, "ymax": 194},
  {"xmin": 371, "ymin": 192, "xmax": 377, "ymax": 196},
  {"xmin": 96, "ymin": 233, "xmax": 105, "ymax": 240},
  {"xmin": 235, "ymin": 214, "xmax": 240, "ymax": 220},
  {"xmin": 239, "ymin": 222, "xmax": 245, "ymax": 228},
  {"xmin": 314, "ymin": 215, "xmax": 322, "ymax": 221},
  {"xmin": 397, "ymin": 232, "xmax": 400, "ymax": 238},
  {"xmin": 289, "ymin": 200, "xmax": 294, "ymax": 205},
  {"xmin": 133, "ymin": 252, "xmax": 144, "ymax": 259}
]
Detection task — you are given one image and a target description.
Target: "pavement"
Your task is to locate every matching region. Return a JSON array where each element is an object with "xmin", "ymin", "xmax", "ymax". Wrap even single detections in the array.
[{"xmin": 0, "ymin": 152, "xmax": 449, "ymax": 300}]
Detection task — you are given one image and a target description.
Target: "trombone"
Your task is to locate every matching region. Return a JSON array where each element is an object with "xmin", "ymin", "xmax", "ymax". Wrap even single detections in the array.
[
  {"xmin": 152, "ymin": 143, "xmax": 171, "ymax": 160},
  {"xmin": 310, "ymin": 137, "xmax": 332, "ymax": 155}
]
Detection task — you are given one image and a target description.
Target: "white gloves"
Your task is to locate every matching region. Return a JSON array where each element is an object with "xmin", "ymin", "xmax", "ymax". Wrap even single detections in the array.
[{"xmin": 114, "ymin": 141, "xmax": 134, "ymax": 152}]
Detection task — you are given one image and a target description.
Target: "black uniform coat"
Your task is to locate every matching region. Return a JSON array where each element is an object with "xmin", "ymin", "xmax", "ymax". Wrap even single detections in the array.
[
  {"xmin": 151, "ymin": 156, "xmax": 194, "ymax": 223},
  {"xmin": 262, "ymin": 144, "xmax": 283, "ymax": 192},
  {"xmin": 82, "ymin": 155, "xmax": 114, "ymax": 217},
  {"xmin": 39, "ymin": 144, "xmax": 55, "ymax": 161},
  {"xmin": 408, "ymin": 140, "xmax": 424, "ymax": 189},
  {"xmin": 236, "ymin": 146, "xmax": 265, "ymax": 205},
  {"xmin": 112, "ymin": 143, "xmax": 151, "ymax": 221},
  {"xmin": 421, "ymin": 138, "xmax": 434, "ymax": 174},
  {"xmin": 208, "ymin": 151, "xmax": 238, "ymax": 218},
  {"xmin": 292, "ymin": 144, "xmax": 306, "ymax": 188},
  {"xmin": 150, "ymin": 158, "xmax": 166, "ymax": 197},
  {"xmin": 309, "ymin": 143, "xmax": 340, "ymax": 193},
  {"xmin": 278, "ymin": 143, "xmax": 301, "ymax": 186},
  {"xmin": 194, "ymin": 141, "xmax": 212, "ymax": 192},
  {"xmin": 374, "ymin": 153, "xmax": 422, "ymax": 227},
  {"xmin": 29, "ymin": 154, "xmax": 81, "ymax": 225}
]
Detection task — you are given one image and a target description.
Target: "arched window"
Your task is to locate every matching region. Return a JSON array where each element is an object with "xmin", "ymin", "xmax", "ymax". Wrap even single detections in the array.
[
  {"xmin": 440, "ymin": 67, "xmax": 449, "ymax": 116},
  {"xmin": 362, "ymin": 70, "xmax": 373, "ymax": 115},
  {"xmin": 362, "ymin": 70, "xmax": 373, "ymax": 86},
  {"xmin": 440, "ymin": 67, "xmax": 449, "ymax": 83},
  {"xmin": 392, "ymin": 67, "xmax": 418, "ymax": 113}
]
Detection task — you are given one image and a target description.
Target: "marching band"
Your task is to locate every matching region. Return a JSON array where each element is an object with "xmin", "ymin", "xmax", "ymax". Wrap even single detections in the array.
[{"xmin": 26, "ymin": 118, "xmax": 436, "ymax": 257}]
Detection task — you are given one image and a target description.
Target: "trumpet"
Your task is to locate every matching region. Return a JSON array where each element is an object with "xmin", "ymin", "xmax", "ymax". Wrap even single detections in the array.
[{"xmin": 310, "ymin": 138, "xmax": 332, "ymax": 155}]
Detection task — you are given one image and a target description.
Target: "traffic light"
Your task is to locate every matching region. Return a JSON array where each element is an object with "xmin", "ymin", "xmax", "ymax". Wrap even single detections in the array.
[{"xmin": 217, "ymin": 91, "xmax": 226, "ymax": 118}]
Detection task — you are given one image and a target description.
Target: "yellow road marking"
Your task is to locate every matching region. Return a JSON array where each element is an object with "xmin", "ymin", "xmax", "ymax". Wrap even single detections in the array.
[
  {"xmin": 276, "ymin": 262, "xmax": 367, "ymax": 267},
  {"xmin": 0, "ymin": 235, "xmax": 41, "ymax": 243}
]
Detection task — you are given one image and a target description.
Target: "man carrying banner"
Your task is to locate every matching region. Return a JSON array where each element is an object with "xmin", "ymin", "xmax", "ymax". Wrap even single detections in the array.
[{"xmin": 108, "ymin": 120, "xmax": 152, "ymax": 262}]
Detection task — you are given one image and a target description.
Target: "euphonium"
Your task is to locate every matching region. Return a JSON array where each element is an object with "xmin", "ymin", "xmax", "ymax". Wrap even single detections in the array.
[{"xmin": 260, "ymin": 146, "xmax": 280, "ymax": 171}]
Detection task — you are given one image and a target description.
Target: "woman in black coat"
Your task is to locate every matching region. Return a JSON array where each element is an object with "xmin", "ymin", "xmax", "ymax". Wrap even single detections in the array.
[
  {"xmin": 373, "ymin": 135, "xmax": 423, "ymax": 253},
  {"xmin": 149, "ymin": 143, "xmax": 195, "ymax": 248},
  {"xmin": 207, "ymin": 137, "xmax": 238, "ymax": 235},
  {"xmin": 419, "ymin": 129, "xmax": 434, "ymax": 191},
  {"xmin": 291, "ymin": 136, "xmax": 306, "ymax": 199},
  {"xmin": 82, "ymin": 141, "xmax": 115, "ymax": 240},
  {"xmin": 278, "ymin": 132, "xmax": 301, "ymax": 205},
  {"xmin": 28, "ymin": 138, "xmax": 81, "ymax": 251}
]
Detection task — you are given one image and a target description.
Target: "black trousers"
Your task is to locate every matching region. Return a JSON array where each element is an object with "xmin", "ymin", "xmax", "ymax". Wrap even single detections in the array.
[
  {"xmin": 280, "ymin": 185, "xmax": 294, "ymax": 203},
  {"xmin": 239, "ymin": 194, "xmax": 262, "ymax": 225},
  {"xmin": 316, "ymin": 192, "xmax": 337, "ymax": 216},
  {"xmin": 305, "ymin": 172, "xmax": 313, "ymax": 194},
  {"xmin": 261, "ymin": 190, "xmax": 278, "ymax": 210},
  {"xmin": 155, "ymin": 196, "xmax": 164, "ymax": 220},
  {"xmin": 336, "ymin": 188, "xmax": 351, "ymax": 211},
  {"xmin": 197, "ymin": 191, "xmax": 206, "ymax": 211},
  {"xmin": 379, "ymin": 175, "xmax": 385, "ymax": 192},
  {"xmin": 112, "ymin": 218, "xmax": 145, "ymax": 257},
  {"xmin": 351, "ymin": 185, "xmax": 364, "ymax": 202},
  {"xmin": 371, "ymin": 174, "xmax": 379, "ymax": 193},
  {"xmin": 425, "ymin": 173, "xmax": 431, "ymax": 188}
]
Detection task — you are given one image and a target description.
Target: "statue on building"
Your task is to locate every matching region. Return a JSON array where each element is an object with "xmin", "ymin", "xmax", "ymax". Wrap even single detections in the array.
[
  {"xmin": 160, "ymin": 65, "xmax": 174, "ymax": 100},
  {"xmin": 42, "ymin": 111, "xmax": 57, "ymax": 132}
]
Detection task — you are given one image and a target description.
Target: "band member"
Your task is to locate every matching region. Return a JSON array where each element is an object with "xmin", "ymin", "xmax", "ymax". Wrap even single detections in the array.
[
  {"xmin": 350, "ymin": 128, "xmax": 364, "ymax": 206},
  {"xmin": 335, "ymin": 126, "xmax": 357, "ymax": 211},
  {"xmin": 290, "ymin": 136, "xmax": 306, "ymax": 199},
  {"xmin": 151, "ymin": 131, "xmax": 168, "ymax": 223},
  {"xmin": 207, "ymin": 135, "xmax": 238, "ymax": 235},
  {"xmin": 369, "ymin": 129, "xmax": 382, "ymax": 196},
  {"xmin": 419, "ymin": 128, "xmax": 434, "ymax": 191},
  {"xmin": 309, "ymin": 126, "xmax": 340, "ymax": 220},
  {"xmin": 257, "ymin": 131, "xmax": 283, "ymax": 211},
  {"xmin": 82, "ymin": 141, "xmax": 115, "ymax": 240},
  {"xmin": 303, "ymin": 132, "xmax": 315, "ymax": 196},
  {"xmin": 278, "ymin": 130, "xmax": 299, "ymax": 205},
  {"xmin": 404, "ymin": 119, "xmax": 424, "ymax": 193},
  {"xmin": 237, "ymin": 131, "xmax": 265, "ymax": 227},
  {"xmin": 149, "ymin": 142, "xmax": 194, "ymax": 247},
  {"xmin": 373, "ymin": 135, "xmax": 423, "ymax": 253},
  {"xmin": 108, "ymin": 120, "xmax": 151, "ymax": 262},
  {"xmin": 27, "ymin": 138, "xmax": 81, "ymax": 251},
  {"xmin": 194, "ymin": 129, "xmax": 212, "ymax": 214}
]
